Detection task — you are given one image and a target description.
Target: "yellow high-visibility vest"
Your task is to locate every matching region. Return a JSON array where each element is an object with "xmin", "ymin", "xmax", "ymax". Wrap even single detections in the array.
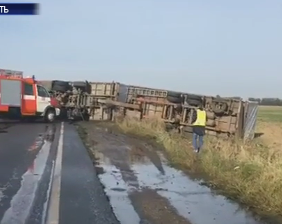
[{"xmin": 193, "ymin": 109, "xmax": 206, "ymax": 126}]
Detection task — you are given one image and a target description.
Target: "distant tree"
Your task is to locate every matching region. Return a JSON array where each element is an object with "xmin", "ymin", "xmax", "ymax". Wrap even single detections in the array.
[
  {"xmin": 249, "ymin": 98, "xmax": 282, "ymax": 106},
  {"xmin": 248, "ymin": 98, "xmax": 261, "ymax": 103},
  {"xmin": 260, "ymin": 98, "xmax": 281, "ymax": 106}
]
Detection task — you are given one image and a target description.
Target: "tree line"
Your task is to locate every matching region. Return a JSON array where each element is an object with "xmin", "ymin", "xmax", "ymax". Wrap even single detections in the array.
[
  {"xmin": 248, "ymin": 98, "xmax": 282, "ymax": 106},
  {"xmin": 215, "ymin": 95, "xmax": 282, "ymax": 106}
]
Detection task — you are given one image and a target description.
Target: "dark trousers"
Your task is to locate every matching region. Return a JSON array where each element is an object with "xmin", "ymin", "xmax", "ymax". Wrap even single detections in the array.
[
  {"xmin": 192, "ymin": 133, "xmax": 204, "ymax": 151},
  {"xmin": 192, "ymin": 126, "xmax": 205, "ymax": 152}
]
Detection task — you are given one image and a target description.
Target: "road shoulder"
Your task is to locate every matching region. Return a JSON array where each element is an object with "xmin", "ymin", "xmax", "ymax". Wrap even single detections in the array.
[{"xmin": 58, "ymin": 122, "xmax": 119, "ymax": 224}]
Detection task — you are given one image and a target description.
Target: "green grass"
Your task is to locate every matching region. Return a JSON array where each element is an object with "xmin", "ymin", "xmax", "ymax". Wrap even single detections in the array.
[{"xmin": 258, "ymin": 106, "xmax": 282, "ymax": 122}]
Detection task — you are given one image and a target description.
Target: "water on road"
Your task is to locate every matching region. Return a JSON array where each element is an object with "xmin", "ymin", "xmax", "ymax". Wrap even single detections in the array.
[{"xmin": 81, "ymin": 122, "xmax": 264, "ymax": 224}]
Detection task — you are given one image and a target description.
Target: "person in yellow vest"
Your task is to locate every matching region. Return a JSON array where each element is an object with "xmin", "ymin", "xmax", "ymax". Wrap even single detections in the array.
[{"xmin": 191, "ymin": 103, "xmax": 207, "ymax": 153}]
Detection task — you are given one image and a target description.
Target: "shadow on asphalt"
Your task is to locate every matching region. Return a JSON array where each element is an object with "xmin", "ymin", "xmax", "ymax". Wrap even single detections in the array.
[{"xmin": 0, "ymin": 123, "xmax": 14, "ymax": 133}]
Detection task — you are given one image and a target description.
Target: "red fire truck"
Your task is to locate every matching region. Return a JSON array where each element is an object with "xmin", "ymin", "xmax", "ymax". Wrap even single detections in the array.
[{"xmin": 0, "ymin": 69, "xmax": 60, "ymax": 122}]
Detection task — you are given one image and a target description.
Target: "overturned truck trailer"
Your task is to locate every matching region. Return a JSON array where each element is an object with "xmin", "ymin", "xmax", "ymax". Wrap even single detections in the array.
[
  {"xmin": 116, "ymin": 84, "xmax": 247, "ymax": 137},
  {"xmin": 38, "ymin": 81, "xmax": 138, "ymax": 120},
  {"xmin": 39, "ymin": 80, "xmax": 256, "ymax": 139},
  {"xmin": 84, "ymin": 82, "xmax": 252, "ymax": 138}
]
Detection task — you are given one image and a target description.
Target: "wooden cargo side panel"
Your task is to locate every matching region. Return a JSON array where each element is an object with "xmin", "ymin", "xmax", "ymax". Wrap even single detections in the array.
[
  {"xmin": 135, "ymin": 96, "xmax": 169, "ymax": 119},
  {"xmin": 214, "ymin": 116, "xmax": 238, "ymax": 133},
  {"xmin": 229, "ymin": 100, "xmax": 240, "ymax": 115},
  {"xmin": 127, "ymin": 85, "xmax": 168, "ymax": 98},
  {"xmin": 204, "ymin": 96, "xmax": 241, "ymax": 115},
  {"xmin": 142, "ymin": 103, "xmax": 164, "ymax": 118},
  {"xmin": 90, "ymin": 82, "xmax": 118, "ymax": 98},
  {"xmin": 213, "ymin": 100, "xmax": 243, "ymax": 134},
  {"xmin": 135, "ymin": 96, "xmax": 168, "ymax": 106},
  {"xmin": 125, "ymin": 85, "xmax": 168, "ymax": 103}
]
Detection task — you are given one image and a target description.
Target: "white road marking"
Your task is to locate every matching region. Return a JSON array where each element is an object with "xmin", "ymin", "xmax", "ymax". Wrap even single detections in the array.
[
  {"xmin": 46, "ymin": 122, "xmax": 64, "ymax": 224},
  {"xmin": 0, "ymin": 140, "xmax": 52, "ymax": 224},
  {"xmin": 42, "ymin": 160, "xmax": 55, "ymax": 224}
]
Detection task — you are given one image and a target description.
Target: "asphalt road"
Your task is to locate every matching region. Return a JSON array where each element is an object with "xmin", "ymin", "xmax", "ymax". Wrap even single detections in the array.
[
  {"xmin": 0, "ymin": 121, "xmax": 119, "ymax": 224},
  {"xmin": 0, "ymin": 121, "xmax": 265, "ymax": 224}
]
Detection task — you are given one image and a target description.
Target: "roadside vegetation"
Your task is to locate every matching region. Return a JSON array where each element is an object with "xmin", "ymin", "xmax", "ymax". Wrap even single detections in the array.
[{"xmin": 116, "ymin": 106, "xmax": 282, "ymax": 219}]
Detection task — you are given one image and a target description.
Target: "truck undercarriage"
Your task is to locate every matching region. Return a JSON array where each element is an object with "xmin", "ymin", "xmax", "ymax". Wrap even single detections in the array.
[{"xmin": 37, "ymin": 79, "xmax": 257, "ymax": 140}]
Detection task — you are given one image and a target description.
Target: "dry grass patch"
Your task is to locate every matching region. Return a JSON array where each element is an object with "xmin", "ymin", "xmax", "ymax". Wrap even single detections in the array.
[
  {"xmin": 256, "ymin": 121, "xmax": 282, "ymax": 148},
  {"xmin": 117, "ymin": 117, "xmax": 282, "ymax": 217},
  {"xmin": 257, "ymin": 105, "xmax": 282, "ymax": 152}
]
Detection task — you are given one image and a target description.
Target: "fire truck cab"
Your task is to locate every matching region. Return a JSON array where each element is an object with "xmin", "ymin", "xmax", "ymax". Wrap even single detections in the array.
[{"xmin": 0, "ymin": 73, "xmax": 60, "ymax": 122}]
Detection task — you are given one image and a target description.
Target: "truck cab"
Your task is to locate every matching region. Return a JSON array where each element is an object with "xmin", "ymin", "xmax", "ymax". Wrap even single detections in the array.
[{"xmin": 0, "ymin": 73, "xmax": 60, "ymax": 122}]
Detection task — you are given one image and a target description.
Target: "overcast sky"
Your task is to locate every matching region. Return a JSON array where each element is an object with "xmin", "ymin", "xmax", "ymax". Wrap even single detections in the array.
[{"xmin": 1, "ymin": 0, "xmax": 281, "ymax": 98}]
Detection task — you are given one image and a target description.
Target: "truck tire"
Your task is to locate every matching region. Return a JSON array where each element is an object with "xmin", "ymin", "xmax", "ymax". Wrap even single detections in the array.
[
  {"xmin": 186, "ymin": 94, "xmax": 202, "ymax": 101},
  {"xmin": 167, "ymin": 96, "xmax": 182, "ymax": 103},
  {"xmin": 52, "ymin": 81, "xmax": 70, "ymax": 92},
  {"xmin": 72, "ymin": 81, "xmax": 86, "ymax": 87},
  {"xmin": 167, "ymin": 91, "xmax": 182, "ymax": 98},
  {"xmin": 184, "ymin": 94, "xmax": 203, "ymax": 106},
  {"xmin": 212, "ymin": 101, "xmax": 228, "ymax": 115},
  {"xmin": 185, "ymin": 99, "xmax": 202, "ymax": 106},
  {"xmin": 44, "ymin": 108, "xmax": 56, "ymax": 123}
]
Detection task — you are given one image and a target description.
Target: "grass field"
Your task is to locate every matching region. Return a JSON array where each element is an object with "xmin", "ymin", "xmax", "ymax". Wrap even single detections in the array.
[
  {"xmin": 117, "ymin": 106, "xmax": 282, "ymax": 220},
  {"xmin": 257, "ymin": 105, "xmax": 282, "ymax": 122}
]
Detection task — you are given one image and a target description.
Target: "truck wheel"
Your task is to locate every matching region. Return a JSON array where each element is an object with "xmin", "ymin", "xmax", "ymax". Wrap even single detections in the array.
[
  {"xmin": 212, "ymin": 101, "xmax": 228, "ymax": 115},
  {"xmin": 44, "ymin": 109, "xmax": 55, "ymax": 123},
  {"xmin": 167, "ymin": 96, "xmax": 182, "ymax": 103},
  {"xmin": 185, "ymin": 99, "xmax": 202, "ymax": 106},
  {"xmin": 167, "ymin": 91, "xmax": 182, "ymax": 98}
]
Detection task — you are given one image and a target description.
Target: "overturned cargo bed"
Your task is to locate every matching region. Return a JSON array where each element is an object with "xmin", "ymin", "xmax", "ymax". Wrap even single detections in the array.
[{"xmin": 43, "ymin": 80, "xmax": 256, "ymax": 139}]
